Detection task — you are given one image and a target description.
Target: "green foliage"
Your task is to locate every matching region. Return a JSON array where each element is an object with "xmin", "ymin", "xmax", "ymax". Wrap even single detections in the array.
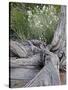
[
  {"xmin": 10, "ymin": 3, "xmax": 61, "ymax": 44},
  {"xmin": 10, "ymin": 3, "xmax": 30, "ymax": 40}
]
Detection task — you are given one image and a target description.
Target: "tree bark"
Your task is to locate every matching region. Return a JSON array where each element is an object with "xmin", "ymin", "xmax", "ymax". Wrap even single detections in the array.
[{"xmin": 50, "ymin": 6, "xmax": 66, "ymax": 71}]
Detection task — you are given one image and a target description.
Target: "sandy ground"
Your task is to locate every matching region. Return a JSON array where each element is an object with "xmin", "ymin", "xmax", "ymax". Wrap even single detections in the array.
[{"xmin": 60, "ymin": 71, "xmax": 66, "ymax": 85}]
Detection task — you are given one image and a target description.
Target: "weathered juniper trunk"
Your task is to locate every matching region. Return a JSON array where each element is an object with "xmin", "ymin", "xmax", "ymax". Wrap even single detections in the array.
[
  {"xmin": 9, "ymin": 6, "xmax": 66, "ymax": 87},
  {"xmin": 50, "ymin": 6, "xmax": 66, "ymax": 72},
  {"xmin": 25, "ymin": 51, "xmax": 60, "ymax": 87},
  {"xmin": 10, "ymin": 39, "xmax": 60, "ymax": 87}
]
